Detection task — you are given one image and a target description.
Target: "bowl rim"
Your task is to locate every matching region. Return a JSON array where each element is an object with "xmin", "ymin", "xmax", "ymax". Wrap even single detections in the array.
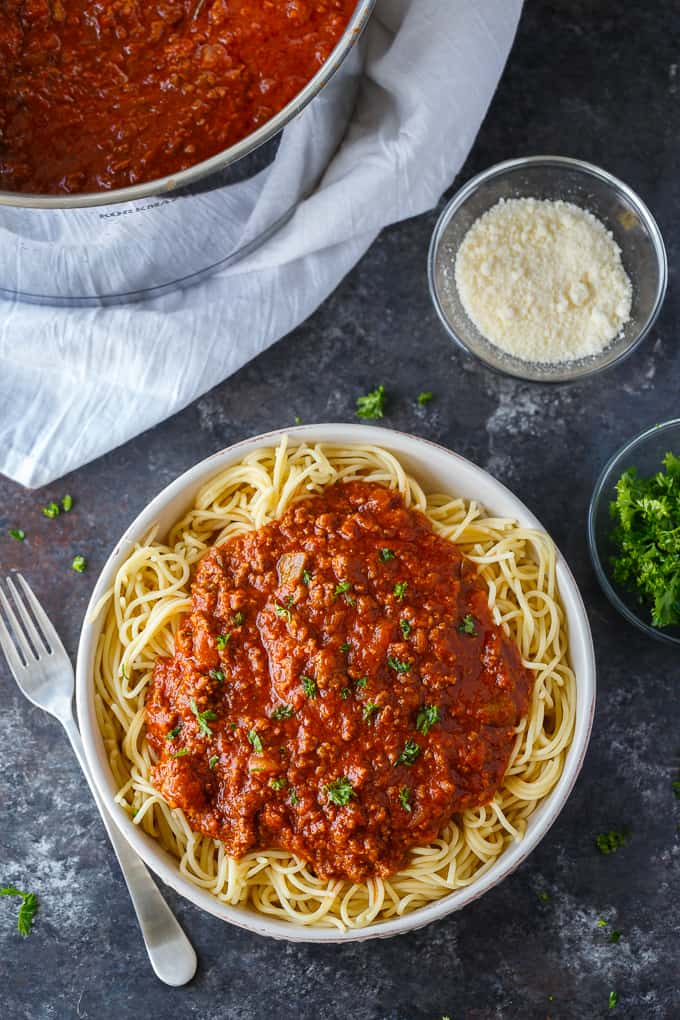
[
  {"xmin": 427, "ymin": 154, "xmax": 669, "ymax": 385},
  {"xmin": 587, "ymin": 417, "xmax": 680, "ymax": 647},
  {"xmin": 75, "ymin": 424, "xmax": 597, "ymax": 942}
]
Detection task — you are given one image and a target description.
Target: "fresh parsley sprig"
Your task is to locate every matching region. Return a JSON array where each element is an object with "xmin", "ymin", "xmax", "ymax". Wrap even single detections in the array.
[
  {"xmin": 1, "ymin": 886, "xmax": 38, "ymax": 937},
  {"xmin": 356, "ymin": 385, "xmax": 386, "ymax": 420}
]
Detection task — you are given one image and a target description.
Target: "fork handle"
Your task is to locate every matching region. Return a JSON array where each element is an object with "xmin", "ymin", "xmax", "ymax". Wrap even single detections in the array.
[{"xmin": 62, "ymin": 717, "xmax": 198, "ymax": 986}]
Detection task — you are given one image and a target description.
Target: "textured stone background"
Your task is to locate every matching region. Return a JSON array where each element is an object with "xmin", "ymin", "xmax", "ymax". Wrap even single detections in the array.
[{"xmin": 1, "ymin": 2, "xmax": 679, "ymax": 1018}]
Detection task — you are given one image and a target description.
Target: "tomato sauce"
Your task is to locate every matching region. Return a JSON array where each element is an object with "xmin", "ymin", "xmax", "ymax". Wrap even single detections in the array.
[
  {"xmin": 0, "ymin": 0, "xmax": 356, "ymax": 194},
  {"xmin": 146, "ymin": 482, "xmax": 532, "ymax": 882}
]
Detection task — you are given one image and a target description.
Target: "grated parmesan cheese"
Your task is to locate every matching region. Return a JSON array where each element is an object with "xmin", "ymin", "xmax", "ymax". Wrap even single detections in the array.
[{"xmin": 454, "ymin": 197, "xmax": 632, "ymax": 364}]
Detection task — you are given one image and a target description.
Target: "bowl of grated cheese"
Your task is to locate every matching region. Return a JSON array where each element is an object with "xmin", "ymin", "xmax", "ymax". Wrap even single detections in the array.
[{"xmin": 428, "ymin": 155, "xmax": 667, "ymax": 383}]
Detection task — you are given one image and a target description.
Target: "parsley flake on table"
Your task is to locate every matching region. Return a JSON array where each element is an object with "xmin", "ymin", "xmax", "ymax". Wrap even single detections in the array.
[
  {"xmin": 61, "ymin": 494, "xmax": 73, "ymax": 512},
  {"xmin": 537, "ymin": 890, "xmax": 550, "ymax": 903},
  {"xmin": 72, "ymin": 555, "xmax": 87, "ymax": 573},
  {"xmin": 42, "ymin": 501, "xmax": 60, "ymax": 519},
  {"xmin": 396, "ymin": 739, "xmax": 421, "ymax": 766},
  {"xmin": 416, "ymin": 704, "xmax": 440, "ymax": 735},
  {"xmin": 301, "ymin": 675, "xmax": 317, "ymax": 698},
  {"xmin": 247, "ymin": 729, "xmax": 263, "ymax": 753},
  {"xmin": 595, "ymin": 829, "xmax": 629, "ymax": 855},
  {"xmin": 672, "ymin": 779, "xmax": 680, "ymax": 799},
  {"xmin": 1, "ymin": 886, "xmax": 38, "ymax": 937},
  {"xmin": 610, "ymin": 452, "xmax": 680, "ymax": 627},
  {"xmin": 190, "ymin": 698, "xmax": 217, "ymax": 738},
  {"xmin": 609, "ymin": 991, "xmax": 618, "ymax": 1009},
  {"xmin": 8, "ymin": 528, "xmax": 25, "ymax": 541},
  {"xmin": 326, "ymin": 776, "xmax": 354, "ymax": 806},
  {"xmin": 399, "ymin": 786, "xmax": 412, "ymax": 812},
  {"xmin": 417, "ymin": 391, "xmax": 434, "ymax": 406},
  {"xmin": 355, "ymin": 384, "xmax": 386, "ymax": 420}
]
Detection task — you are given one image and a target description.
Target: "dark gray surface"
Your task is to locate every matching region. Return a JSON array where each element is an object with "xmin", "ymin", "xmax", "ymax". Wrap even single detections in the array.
[{"xmin": 1, "ymin": 2, "xmax": 679, "ymax": 1017}]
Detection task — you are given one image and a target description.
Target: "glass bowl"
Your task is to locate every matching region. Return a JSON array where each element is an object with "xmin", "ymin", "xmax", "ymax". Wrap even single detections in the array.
[
  {"xmin": 427, "ymin": 155, "xmax": 668, "ymax": 383},
  {"xmin": 588, "ymin": 419, "xmax": 680, "ymax": 646}
]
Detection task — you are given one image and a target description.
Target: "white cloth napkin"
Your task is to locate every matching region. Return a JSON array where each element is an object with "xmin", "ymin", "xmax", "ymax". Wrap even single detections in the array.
[{"xmin": 0, "ymin": 0, "xmax": 522, "ymax": 488}]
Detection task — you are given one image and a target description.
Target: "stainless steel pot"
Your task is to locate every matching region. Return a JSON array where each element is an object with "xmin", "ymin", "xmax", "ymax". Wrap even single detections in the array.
[{"xmin": 0, "ymin": 0, "xmax": 374, "ymax": 305}]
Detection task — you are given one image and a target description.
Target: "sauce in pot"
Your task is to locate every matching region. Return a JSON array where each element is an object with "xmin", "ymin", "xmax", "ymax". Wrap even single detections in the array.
[{"xmin": 0, "ymin": 0, "xmax": 357, "ymax": 194}]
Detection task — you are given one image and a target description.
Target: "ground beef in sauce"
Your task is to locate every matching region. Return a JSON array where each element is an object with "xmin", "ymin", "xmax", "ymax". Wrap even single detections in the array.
[{"xmin": 146, "ymin": 481, "xmax": 532, "ymax": 883}]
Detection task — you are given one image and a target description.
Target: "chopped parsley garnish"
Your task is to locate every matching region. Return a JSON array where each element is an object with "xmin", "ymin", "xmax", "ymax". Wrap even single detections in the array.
[
  {"xmin": 294, "ymin": 415, "xmax": 302, "ymax": 426},
  {"xmin": 209, "ymin": 755, "xmax": 219, "ymax": 769},
  {"xmin": 302, "ymin": 569, "xmax": 312, "ymax": 586},
  {"xmin": 269, "ymin": 777, "xmax": 287, "ymax": 791},
  {"xmin": 209, "ymin": 669, "xmax": 225, "ymax": 683},
  {"xmin": 0, "ymin": 886, "xmax": 38, "ymax": 937},
  {"xmin": 275, "ymin": 602, "xmax": 292, "ymax": 622},
  {"xmin": 247, "ymin": 729, "xmax": 263, "ymax": 753},
  {"xmin": 388, "ymin": 656, "xmax": 410, "ymax": 673},
  {"xmin": 42, "ymin": 501, "xmax": 60, "ymax": 519},
  {"xmin": 271, "ymin": 705, "xmax": 294, "ymax": 720},
  {"xmin": 416, "ymin": 704, "xmax": 440, "ymax": 735},
  {"xmin": 379, "ymin": 548, "xmax": 395, "ymax": 562},
  {"xmin": 290, "ymin": 788, "xmax": 299, "ymax": 806},
  {"xmin": 8, "ymin": 528, "xmax": 25, "ymax": 541},
  {"xmin": 190, "ymin": 698, "xmax": 217, "ymax": 738},
  {"xmin": 417, "ymin": 391, "xmax": 434, "ymax": 406},
  {"xmin": 356, "ymin": 384, "xmax": 386, "ymax": 420},
  {"xmin": 610, "ymin": 930, "xmax": 622, "ymax": 943},
  {"xmin": 233, "ymin": 611, "xmax": 244, "ymax": 626},
  {"xmin": 672, "ymin": 779, "xmax": 680, "ymax": 799},
  {"xmin": 340, "ymin": 687, "xmax": 351, "ymax": 700},
  {"xmin": 171, "ymin": 748, "xmax": 189, "ymax": 758},
  {"xmin": 597, "ymin": 918, "xmax": 608, "ymax": 927},
  {"xmin": 595, "ymin": 829, "xmax": 629, "ymax": 855},
  {"xmin": 400, "ymin": 618, "xmax": 412, "ymax": 639},
  {"xmin": 537, "ymin": 890, "xmax": 550, "ymax": 903},
  {"xmin": 399, "ymin": 786, "xmax": 412, "ymax": 812},
  {"xmin": 61, "ymin": 494, "xmax": 73, "ymax": 512},
  {"xmin": 355, "ymin": 677, "xmax": 368, "ymax": 689},
  {"xmin": 340, "ymin": 642, "xmax": 350, "ymax": 653},
  {"xmin": 458, "ymin": 613, "xmax": 477, "ymax": 635},
  {"xmin": 326, "ymin": 776, "xmax": 354, "ymax": 806},
  {"xmin": 166, "ymin": 723, "xmax": 182, "ymax": 740},
  {"xmin": 610, "ymin": 452, "xmax": 680, "ymax": 627},
  {"xmin": 215, "ymin": 634, "xmax": 230, "ymax": 650},
  {"xmin": 396, "ymin": 739, "xmax": 421, "ymax": 766},
  {"xmin": 609, "ymin": 991, "xmax": 618, "ymax": 1009},
  {"xmin": 72, "ymin": 555, "xmax": 87, "ymax": 573},
  {"xmin": 393, "ymin": 581, "xmax": 408, "ymax": 601},
  {"xmin": 301, "ymin": 676, "xmax": 317, "ymax": 698},
  {"xmin": 334, "ymin": 581, "xmax": 355, "ymax": 604},
  {"xmin": 362, "ymin": 702, "xmax": 380, "ymax": 723}
]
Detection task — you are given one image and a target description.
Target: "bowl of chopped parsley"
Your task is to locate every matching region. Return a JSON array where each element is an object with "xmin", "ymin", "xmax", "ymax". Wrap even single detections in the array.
[{"xmin": 588, "ymin": 419, "xmax": 680, "ymax": 645}]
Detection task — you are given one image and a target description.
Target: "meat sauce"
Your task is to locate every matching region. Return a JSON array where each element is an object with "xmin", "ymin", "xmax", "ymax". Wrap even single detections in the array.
[
  {"xmin": 146, "ymin": 481, "xmax": 532, "ymax": 882},
  {"xmin": 0, "ymin": 0, "xmax": 356, "ymax": 194}
]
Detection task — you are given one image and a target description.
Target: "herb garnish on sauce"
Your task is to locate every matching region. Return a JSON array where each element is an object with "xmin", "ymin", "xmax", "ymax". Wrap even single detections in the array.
[
  {"xmin": 326, "ymin": 776, "xmax": 354, "ymax": 806},
  {"xmin": 301, "ymin": 676, "xmax": 317, "ymax": 698},
  {"xmin": 271, "ymin": 705, "xmax": 294, "ymax": 720},
  {"xmin": 388, "ymin": 656, "xmax": 410, "ymax": 673},
  {"xmin": 458, "ymin": 613, "xmax": 477, "ymax": 635},
  {"xmin": 247, "ymin": 729, "xmax": 263, "ymax": 753},
  {"xmin": 393, "ymin": 581, "xmax": 408, "ymax": 601},
  {"xmin": 396, "ymin": 739, "xmax": 421, "ymax": 766},
  {"xmin": 416, "ymin": 704, "xmax": 440, "ymax": 735},
  {"xmin": 399, "ymin": 786, "xmax": 412, "ymax": 812},
  {"xmin": 190, "ymin": 698, "xmax": 217, "ymax": 737}
]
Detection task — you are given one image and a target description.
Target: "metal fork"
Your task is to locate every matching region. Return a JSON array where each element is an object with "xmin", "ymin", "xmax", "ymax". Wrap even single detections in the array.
[{"xmin": 0, "ymin": 574, "xmax": 197, "ymax": 986}]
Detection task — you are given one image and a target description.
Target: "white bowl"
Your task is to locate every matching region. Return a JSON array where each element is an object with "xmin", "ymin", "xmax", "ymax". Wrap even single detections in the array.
[{"xmin": 76, "ymin": 425, "xmax": 596, "ymax": 942}]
